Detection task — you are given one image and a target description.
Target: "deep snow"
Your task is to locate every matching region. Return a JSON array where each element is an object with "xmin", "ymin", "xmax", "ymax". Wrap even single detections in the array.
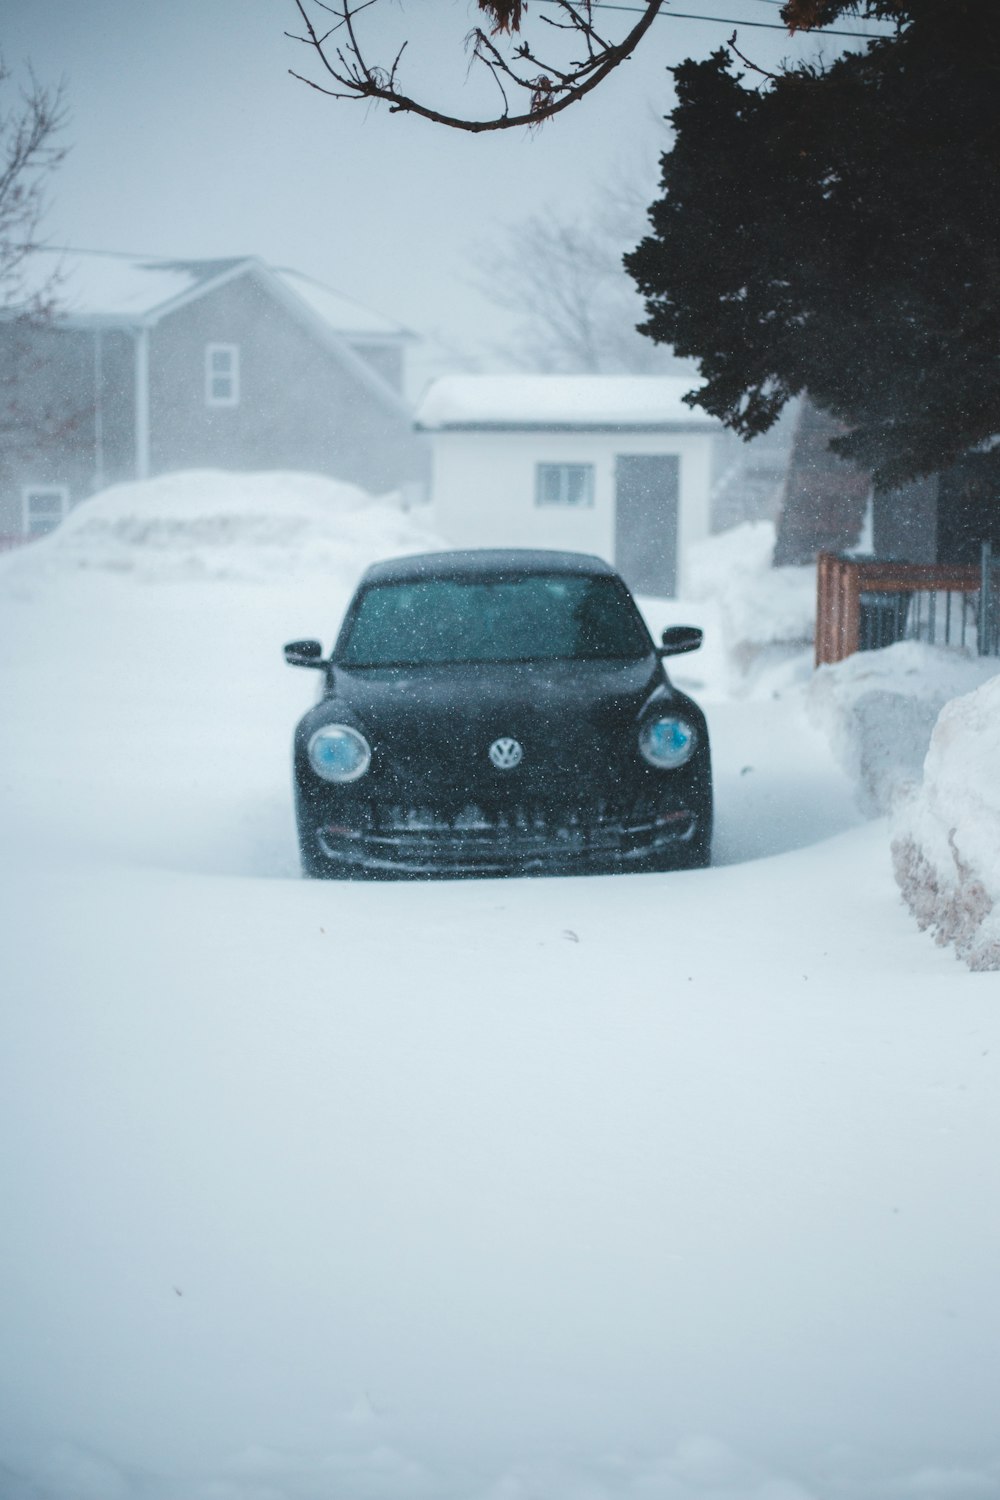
[
  {"xmin": 892, "ymin": 672, "xmax": 1000, "ymax": 970},
  {"xmin": 808, "ymin": 640, "xmax": 1000, "ymax": 818},
  {"xmin": 1, "ymin": 474, "xmax": 999, "ymax": 1500}
]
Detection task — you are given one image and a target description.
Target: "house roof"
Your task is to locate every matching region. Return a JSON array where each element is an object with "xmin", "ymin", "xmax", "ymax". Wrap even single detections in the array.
[
  {"xmin": 23, "ymin": 248, "xmax": 413, "ymax": 342},
  {"xmin": 415, "ymin": 375, "xmax": 720, "ymax": 432}
]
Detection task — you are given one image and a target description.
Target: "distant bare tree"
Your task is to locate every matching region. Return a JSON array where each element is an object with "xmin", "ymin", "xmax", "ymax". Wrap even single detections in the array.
[
  {"xmin": 286, "ymin": 0, "xmax": 666, "ymax": 131},
  {"xmin": 0, "ymin": 60, "xmax": 75, "ymax": 505},
  {"xmin": 0, "ymin": 57, "xmax": 68, "ymax": 314},
  {"xmin": 474, "ymin": 175, "xmax": 685, "ymax": 373}
]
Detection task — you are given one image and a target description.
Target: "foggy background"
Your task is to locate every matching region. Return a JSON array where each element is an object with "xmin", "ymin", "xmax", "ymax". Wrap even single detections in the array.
[{"xmin": 2, "ymin": 0, "xmax": 888, "ymax": 385}]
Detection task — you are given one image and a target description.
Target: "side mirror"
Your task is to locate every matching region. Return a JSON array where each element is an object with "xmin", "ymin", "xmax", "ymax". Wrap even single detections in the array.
[
  {"xmin": 658, "ymin": 625, "xmax": 703, "ymax": 657},
  {"xmin": 284, "ymin": 639, "xmax": 326, "ymax": 669}
]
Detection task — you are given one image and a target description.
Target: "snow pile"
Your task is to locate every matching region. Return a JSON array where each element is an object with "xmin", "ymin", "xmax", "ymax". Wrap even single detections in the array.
[
  {"xmin": 891, "ymin": 672, "xmax": 1000, "ymax": 970},
  {"xmin": 0, "ymin": 470, "xmax": 444, "ymax": 586},
  {"xmin": 686, "ymin": 520, "xmax": 815, "ymax": 687},
  {"xmin": 808, "ymin": 641, "xmax": 999, "ymax": 816}
]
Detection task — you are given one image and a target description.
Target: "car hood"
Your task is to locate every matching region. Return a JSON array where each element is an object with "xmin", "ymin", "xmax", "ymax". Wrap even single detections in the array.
[{"xmin": 311, "ymin": 655, "xmax": 684, "ymax": 795}]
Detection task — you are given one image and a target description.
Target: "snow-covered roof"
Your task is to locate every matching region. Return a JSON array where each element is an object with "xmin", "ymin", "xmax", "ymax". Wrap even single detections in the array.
[
  {"xmin": 21, "ymin": 249, "xmax": 412, "ymax": 341},
  {"xmin": 37, "ymin": 250, "xmax": 197, "ymax": 321},
  {"xmin": 274, "ymin": 267, "xmax": 408, "ymax": 341},
  {"xmin": 415, "ymin": 375, "xmax": 720, "ymax": 431}
]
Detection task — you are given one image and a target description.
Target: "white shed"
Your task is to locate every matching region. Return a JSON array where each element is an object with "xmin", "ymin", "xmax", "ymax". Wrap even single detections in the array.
[{"xmin": 415, "ymin": 375, "xmax": 720, "ymax": 597}]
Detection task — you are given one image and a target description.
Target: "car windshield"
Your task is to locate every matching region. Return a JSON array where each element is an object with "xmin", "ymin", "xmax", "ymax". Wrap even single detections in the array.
[{"xmin": 337, "ymin": 573, "xmax": 650, "ymax": 666}]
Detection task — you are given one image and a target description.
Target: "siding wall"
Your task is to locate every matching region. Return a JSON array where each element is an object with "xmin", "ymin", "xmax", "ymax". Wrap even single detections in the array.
[
  {"xmin": 148, "ymin": 276, "xmax": 427, "ymax": 494},
  {"xmin": 346, "ymin": 342, "xmax": 404, "ymax": 393},
  {"xmin": 872, "ymin": 476, "xmax": 939, "ymax": 563},
  {"xmin": 428, "ymin": 427, "xmax": 714, "ymax": 596},
  {"xmin": 0, "ymin": 323, "xmax": 135, "ymax": 535}
]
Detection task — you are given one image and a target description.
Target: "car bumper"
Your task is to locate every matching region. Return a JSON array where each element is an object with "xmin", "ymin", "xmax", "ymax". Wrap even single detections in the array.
[{"xmin": 309, "ymin": 798, "xmax": 706, "ymax": 876}]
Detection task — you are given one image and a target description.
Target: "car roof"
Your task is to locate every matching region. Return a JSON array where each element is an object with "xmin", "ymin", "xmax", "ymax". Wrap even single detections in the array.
[{"xmin": 359, "ymin": 548, "xmax": 619, "ymax": 587}]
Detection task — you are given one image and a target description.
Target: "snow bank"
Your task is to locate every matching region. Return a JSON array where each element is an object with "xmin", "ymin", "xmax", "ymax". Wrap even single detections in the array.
[
  {"xmin": 0, "ymin": 470, "xmax": 444, "ymax": 587},
  {"xmin": 808, "ymin": 641, "xmax": 999, "ymax": 816},
  {"xmin": 686, "ymin": 520, "xmax": 815, "ymax": 690},
  {"xmin": 793, "ymin": 632, "xmax": 1000, "ymax": 964},
  {"xmin": 891, "ymin": 672, "xmax": 1000, "ymax": 970}
]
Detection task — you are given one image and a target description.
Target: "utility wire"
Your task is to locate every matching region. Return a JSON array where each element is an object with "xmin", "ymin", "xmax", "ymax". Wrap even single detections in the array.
[{"xmin": 538, "ymin": 0, "xmax": 891, "ymax": 38}]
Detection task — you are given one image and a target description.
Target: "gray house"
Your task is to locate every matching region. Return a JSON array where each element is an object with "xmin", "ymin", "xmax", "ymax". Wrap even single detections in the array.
[{"xmin": 0, "ymin": 250, "xmax": 429, "ymax": 541}]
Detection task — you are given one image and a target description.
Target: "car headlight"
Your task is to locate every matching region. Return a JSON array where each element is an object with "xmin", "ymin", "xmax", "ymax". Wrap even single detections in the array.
[
  {"xmin": 639, "ymin": 715, "xmax": 697, "ymax": 769},
  {"xmin": 307, "ymin": 724, "xmax": 371, "ymax": 783}
]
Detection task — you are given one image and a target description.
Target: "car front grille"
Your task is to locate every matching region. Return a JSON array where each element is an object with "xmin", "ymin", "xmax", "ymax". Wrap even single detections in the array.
[{"xmin": 316, "ymin": 796, "xmax": 697, "ymax": 872}]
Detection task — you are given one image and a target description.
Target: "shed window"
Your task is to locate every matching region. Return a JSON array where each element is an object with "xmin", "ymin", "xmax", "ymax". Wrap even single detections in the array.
[
  {"xmin": 22, "ymin": 485, "xmax": 69, "ymax": 537},
  {"xmin": 535, "ymin": 463, "xmax": 594, "ymax": 508},
  {"xmin": 205, "ymin": 344, "xmax": 239, "ymax": 407}
]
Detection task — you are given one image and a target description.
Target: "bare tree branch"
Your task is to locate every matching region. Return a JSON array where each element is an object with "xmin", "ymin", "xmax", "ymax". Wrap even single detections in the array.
[
  {"xmin": 472, "ymin": 171, "xmax": 686, "ymax": 373},
  {"xmin": 287, "ymin": 0, "xmax": 666, "ymax": 131},
  {"xmin": 0, "ymin": 56, "xmax": 69, "ymax": 317},
  {"xmin": 725, "ymin": 32, "xmax": 781, "ymax": 83},
  {"xmin": 0, "ymin": 58, "xmax": 78, "ymax": 476}
]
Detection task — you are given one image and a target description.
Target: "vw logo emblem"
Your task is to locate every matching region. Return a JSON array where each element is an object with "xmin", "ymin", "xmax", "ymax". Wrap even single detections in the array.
[{"xmin": 489, "ymin": 736, "xmax": 523, "ymax": 770}]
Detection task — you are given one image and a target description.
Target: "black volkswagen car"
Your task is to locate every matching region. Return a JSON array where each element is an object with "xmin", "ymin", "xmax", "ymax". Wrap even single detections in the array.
[{"xmin": 284, "ymin": 549, "xmax": 712, "ymax": 877}]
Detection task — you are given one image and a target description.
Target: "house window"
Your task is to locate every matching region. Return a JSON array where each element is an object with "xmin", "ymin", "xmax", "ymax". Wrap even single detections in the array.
[
  {"xmin": 22, "ymin": 485, "xmax": 69, "ymax": 537},
  {"xmin": 535, "ymin": 463, "xmax": 595, "ymax": 508},
  {"xmin": 205, "ymin": 343, "xmax": 239, "ymax": 407}
]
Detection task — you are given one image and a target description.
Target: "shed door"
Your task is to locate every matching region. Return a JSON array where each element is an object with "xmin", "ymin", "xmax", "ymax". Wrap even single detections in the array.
[{"xmin": 614, "ymin": 454, "xmax": 680, "ymax": 597}]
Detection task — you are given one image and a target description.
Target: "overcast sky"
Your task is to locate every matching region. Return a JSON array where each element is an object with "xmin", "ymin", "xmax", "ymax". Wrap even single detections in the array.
[{"xmin": 3, "ymin": 1, "xmax": 888, "ymax": 382}]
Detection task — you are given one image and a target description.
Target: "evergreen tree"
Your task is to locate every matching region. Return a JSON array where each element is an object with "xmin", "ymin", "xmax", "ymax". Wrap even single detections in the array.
[{"xmin": 625, "ymin": 0, "xmax": 1000, "ymax": 494}]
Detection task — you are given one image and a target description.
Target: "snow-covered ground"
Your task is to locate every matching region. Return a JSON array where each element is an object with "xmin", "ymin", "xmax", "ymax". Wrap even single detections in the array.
[{"xmin": 2, "ymin": 475, "xmax": 999, "ymax": 1500}]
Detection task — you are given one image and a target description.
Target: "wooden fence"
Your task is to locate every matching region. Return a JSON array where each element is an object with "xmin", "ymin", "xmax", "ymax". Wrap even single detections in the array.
[{"xmin": 815, "ymin": 553, "xmax": 982, "ymax": 665}]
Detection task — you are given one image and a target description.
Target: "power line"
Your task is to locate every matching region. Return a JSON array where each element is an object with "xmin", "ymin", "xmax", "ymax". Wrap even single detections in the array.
[{"xmin": 538, "ymin": 1, "xmax": 891, "ymax": 39}]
